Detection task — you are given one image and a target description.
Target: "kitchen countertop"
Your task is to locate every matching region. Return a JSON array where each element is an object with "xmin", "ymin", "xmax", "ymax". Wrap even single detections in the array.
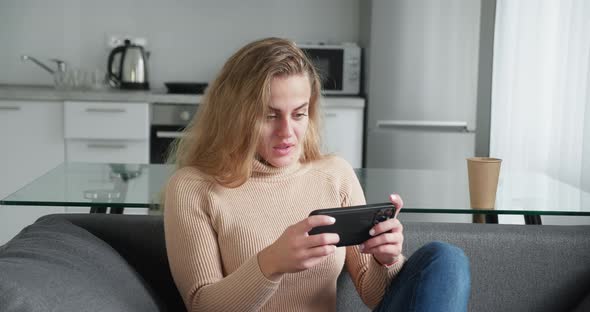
[
  {"xmin": 0, "ymin": 84, "xmax": 202, "ymax": 104},
  {"xmin": 0, "ymin": 84, "xmax": 365, "ymax": 108}
]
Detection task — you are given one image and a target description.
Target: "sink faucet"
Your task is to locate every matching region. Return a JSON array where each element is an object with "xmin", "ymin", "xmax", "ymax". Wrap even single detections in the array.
[{"xmin": 20, "ymin": 55, "xmax": 67, "ymax": 74}]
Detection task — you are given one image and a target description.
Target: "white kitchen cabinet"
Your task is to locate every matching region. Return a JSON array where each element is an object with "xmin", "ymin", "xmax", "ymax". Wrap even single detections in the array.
[
  {"xmin": 64, "ymin": 101, "xmax": 149, "ymax": 140},
  {"xmin": 0, "ymin": 100, "xmax": 65, "ymax": 245},
  {"xmin": 64, "ymin": 101, "xmax": 150, "ymax": 164},
  {"xmin": 64, "ymin": 101, "xmax": 150, "ymax": 214},
  {"xmin": 65, "ymin": 140, "xmax": 149, "ymax": 164},
  {"xmin": 322, "ymin": 97, "xmax": 365, "ymax": 168}
]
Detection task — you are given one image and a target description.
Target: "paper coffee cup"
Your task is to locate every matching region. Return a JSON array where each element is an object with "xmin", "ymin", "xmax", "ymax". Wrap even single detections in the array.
[{"xmin": 467, "ymin": 157, "xmax": 502, "ymax": 210}]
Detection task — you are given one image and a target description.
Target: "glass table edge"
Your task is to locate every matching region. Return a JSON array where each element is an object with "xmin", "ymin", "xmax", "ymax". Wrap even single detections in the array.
[
  {"xmin": 2, "ymin": 199, "xmax": 589, "ymax": 216},
  {"xmin": 0, "ymin": 200, "xmax": 158, "ymax": 209}
]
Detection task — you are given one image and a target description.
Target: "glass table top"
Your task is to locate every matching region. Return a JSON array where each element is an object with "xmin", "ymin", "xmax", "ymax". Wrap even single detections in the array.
[{"xmin": 1, "ymin": 162, "xmax": 590, "ymax": 216}]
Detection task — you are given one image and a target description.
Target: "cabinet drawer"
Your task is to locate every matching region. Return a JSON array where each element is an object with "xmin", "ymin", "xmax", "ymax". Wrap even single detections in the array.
[
  {"xmin": 64, "ymin": 101, "xmax": 149, "ymax": 140},
  {"xmin": 66, "ymin": 139, "xmax": 149, "ymax": 163},
  {"xmin": 322, "ymin": 106, "xmax": 364, "ymax": 168}
]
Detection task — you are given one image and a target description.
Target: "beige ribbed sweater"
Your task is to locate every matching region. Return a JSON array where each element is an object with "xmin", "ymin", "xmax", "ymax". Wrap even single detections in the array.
[{"xmin": 164, "ymin": 156, "xmax": 404, "ymax": 312}]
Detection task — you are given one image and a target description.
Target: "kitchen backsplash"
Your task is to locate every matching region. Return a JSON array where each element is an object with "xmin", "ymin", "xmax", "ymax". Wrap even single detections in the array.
[{"xmin": 0, "ymin": 0, "xmax": 360, "ymax": 88}]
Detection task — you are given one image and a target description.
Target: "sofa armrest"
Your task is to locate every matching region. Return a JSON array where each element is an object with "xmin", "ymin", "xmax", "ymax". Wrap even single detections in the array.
[
  {"xmin": 37, "ymin": 213, "xmax": 186, "ymax": 312},
  {"xmin": 0, "ymin": 215, "xmax": 162, "ymax": 312}
]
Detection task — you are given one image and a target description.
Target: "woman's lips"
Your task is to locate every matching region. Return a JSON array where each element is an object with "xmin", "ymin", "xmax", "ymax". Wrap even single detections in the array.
[{"xmin": 273, "ymin": 144, "xmax": 294, "ymax": 156}]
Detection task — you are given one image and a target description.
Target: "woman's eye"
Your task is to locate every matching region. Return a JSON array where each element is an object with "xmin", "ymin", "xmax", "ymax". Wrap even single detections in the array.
[
  {"xmin": 266, "ymin": 114, "xmax": 278, "ymax": 120},
  {"xmin": 294, "ymin": 113, "xmax": 308, "ymax": 119}
]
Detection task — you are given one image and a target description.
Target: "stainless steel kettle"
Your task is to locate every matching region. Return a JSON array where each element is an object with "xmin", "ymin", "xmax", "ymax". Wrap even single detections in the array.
[{"xmin": 107, "ymin": 40, "xmax": 150, "ymax": 90}]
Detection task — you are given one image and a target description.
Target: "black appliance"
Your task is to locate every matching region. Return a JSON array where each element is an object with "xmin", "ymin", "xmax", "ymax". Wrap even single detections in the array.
[
  {"xmin": 150, "ymin": 103, "xmax": 197, "ymax": 164},
  {"xmin": 164, "ymin": 82, "xmax": 208, "ymax": 94}
]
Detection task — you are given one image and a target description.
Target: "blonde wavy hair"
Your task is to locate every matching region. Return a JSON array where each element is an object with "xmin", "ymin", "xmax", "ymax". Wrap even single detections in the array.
[{"xmin": 167, "ymin": 37, "xmax": 324, "ymax": 187}]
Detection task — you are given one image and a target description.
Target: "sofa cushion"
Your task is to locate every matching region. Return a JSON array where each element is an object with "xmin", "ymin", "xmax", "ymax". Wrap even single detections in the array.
[
  {"xmin": 45, "ymin": 213, "xmax": 186, "ymax": 311},
  {"xmin": 0, "ymin": 217, "xmax": 160, "ymax": 312},
  {"xmin": 402, "ymin": 222, "xmax": 590, "ymax": 312}
]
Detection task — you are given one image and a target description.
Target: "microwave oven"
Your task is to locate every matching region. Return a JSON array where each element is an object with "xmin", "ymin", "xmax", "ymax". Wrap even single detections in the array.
[{"xmin": 298, "ymin": 43, "xmax": 361, "ymax": 95}]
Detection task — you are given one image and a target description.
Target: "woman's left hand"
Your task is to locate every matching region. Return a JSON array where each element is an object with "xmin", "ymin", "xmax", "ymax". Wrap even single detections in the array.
[{"xmin": 359, "ymin": 194, "xmax": 404, "ymax": 266}]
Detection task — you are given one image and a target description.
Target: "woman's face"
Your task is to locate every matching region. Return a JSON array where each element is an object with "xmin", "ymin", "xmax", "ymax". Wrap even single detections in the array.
[{"xmin": 256, "ymin": 74, "xmax": 311, "ymax": 167}]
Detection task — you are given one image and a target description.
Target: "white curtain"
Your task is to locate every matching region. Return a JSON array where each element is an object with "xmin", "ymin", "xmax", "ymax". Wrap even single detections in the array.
[{"xmin": 491, "ymin": 0, "xmax": 590, "ymax": 191}]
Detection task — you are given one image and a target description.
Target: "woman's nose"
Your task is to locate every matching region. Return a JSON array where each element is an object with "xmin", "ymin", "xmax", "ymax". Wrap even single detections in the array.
[{"xmin": 276, "ymin": 117, "xmax": 293, "ymax": 138}]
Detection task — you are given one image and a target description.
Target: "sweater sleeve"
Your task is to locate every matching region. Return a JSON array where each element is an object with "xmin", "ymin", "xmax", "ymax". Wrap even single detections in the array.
[
  {"xmin": 163, "ymin": 169, "xmax": 280, "ymax": 312},
  {"xmin": 339, "ymin": 162, "xmax": 405, "ymax": 309}
]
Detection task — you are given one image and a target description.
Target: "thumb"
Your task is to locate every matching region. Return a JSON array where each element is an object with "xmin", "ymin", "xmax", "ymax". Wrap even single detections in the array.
[{"xmin": 389, "ymin": 194, "xmax": 403, "ymax": 219}]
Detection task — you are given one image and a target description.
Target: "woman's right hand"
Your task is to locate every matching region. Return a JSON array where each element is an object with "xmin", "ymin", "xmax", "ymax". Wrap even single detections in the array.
[{"xmin": 258, "ymin": 215, "xmax": 340, "ymax": 281}]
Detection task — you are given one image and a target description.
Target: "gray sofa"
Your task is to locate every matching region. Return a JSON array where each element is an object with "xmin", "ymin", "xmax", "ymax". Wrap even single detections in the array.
[{"xmin": 0, "ymin": 213, "xmax": 589, "ymax": 312}]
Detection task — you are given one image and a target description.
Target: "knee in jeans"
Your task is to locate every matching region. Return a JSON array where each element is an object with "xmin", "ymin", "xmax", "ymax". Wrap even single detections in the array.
[
  {"xmin": 421, "ymin": 241, "xmax": 470, "ymax": 269},
  {"xmin": 405, "ymin": 241, "xmax": 471, "ymax": 297}
]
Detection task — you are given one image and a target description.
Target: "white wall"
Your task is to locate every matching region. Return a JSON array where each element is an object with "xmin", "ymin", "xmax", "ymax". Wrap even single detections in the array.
[
  {"xmin": 582, "ymin": 98, "xmax": 590, "ymax": 193},
  {"xmin": 0, "ymin": 0, "xmax": 360, "ymax": 89}
]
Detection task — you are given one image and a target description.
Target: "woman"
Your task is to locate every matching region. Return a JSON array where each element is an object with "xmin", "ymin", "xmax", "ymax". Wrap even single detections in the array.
[{"xmin": 164, "ymin": 37, "xmax": 470, "ymax": 312}]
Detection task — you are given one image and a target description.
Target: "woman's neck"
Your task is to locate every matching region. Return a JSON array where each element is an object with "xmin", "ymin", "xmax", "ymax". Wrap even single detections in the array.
[{"xmin": 251, "ymin": 157, "xmax": 304, "ymax": 179}]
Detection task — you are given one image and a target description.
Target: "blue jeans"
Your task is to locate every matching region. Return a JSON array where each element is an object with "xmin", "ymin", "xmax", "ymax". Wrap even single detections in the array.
[{"xmin": 373, "ymin": 241, "xmax": 471, "ymax": 312}]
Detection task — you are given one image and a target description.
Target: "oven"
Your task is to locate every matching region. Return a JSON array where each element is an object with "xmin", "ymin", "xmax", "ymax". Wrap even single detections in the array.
[{"xmin": 150, "ymin": 103, "xmax": 197, "ymax": 164}]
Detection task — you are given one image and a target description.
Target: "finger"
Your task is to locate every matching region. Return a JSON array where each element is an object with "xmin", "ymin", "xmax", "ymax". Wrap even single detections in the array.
[
  {"xmin": 389, "ymin": 194, "xmax": 404, "ymax": 209},
  {"xmin": 389, "ymin": 194, "xmax": 404, "ymax": 218},
  {"xmin": 299, "ymin": 215, "xmax": 336, "ymax": 232},
  {"xmin": 305, "ymin": 244, "xmax": 337, "ymax": 258},
  {"xmin": 305, "ymin": 233, "xmax": 340, "ymax": 248},
  {"xmin": 363, "ymin": 244, "xmax": 402, "ymax": 258},
  {"xmin": 299, "ymin": 255, "xmax": 331, "ymax": 270},
  {"xmin": 361, "ymin": 232, "xmax": 403, "ymax": 251},
  {"xmin": 370, "ymin": 218, "xmax": 403, "ymax": 236}
]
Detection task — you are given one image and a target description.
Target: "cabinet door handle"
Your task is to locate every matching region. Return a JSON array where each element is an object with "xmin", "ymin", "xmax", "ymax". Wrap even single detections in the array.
[
  {"xmin": 376, "ymin": 120, "xmax": 472, "ymax": 132},
  {"xmin": 156, "ymin": 131, "xmax": 185, "ymax": 139},
  {"xmin": 85, "ymin": 108, "xmax": 127, "ymax": 113},
  {"xmin": 87, "ymin": 143, "xmax": 127, "ymax": 149},
  {"xmin": 325, "ymin": 113, "xmax": 338, "ymax": 118},
  {"xmin": 0, "ymin": 106, "xmax": 21, "ymax": 111}
]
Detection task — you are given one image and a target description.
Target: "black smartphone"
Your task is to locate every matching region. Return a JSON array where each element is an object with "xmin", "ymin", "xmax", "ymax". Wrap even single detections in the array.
[{"xmin": 308, "ymin": 202, "xmax": 400, "ymax": 247}]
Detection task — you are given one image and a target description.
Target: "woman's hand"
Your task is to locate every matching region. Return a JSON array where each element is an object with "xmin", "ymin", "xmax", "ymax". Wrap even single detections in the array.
[
  {"xmin": 359, "ymin": 194, "xmax": 404, "ymax": 266},
  {"xmin": 258, "ymin": 215, "xmax": 340, "ymax": 281}
]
